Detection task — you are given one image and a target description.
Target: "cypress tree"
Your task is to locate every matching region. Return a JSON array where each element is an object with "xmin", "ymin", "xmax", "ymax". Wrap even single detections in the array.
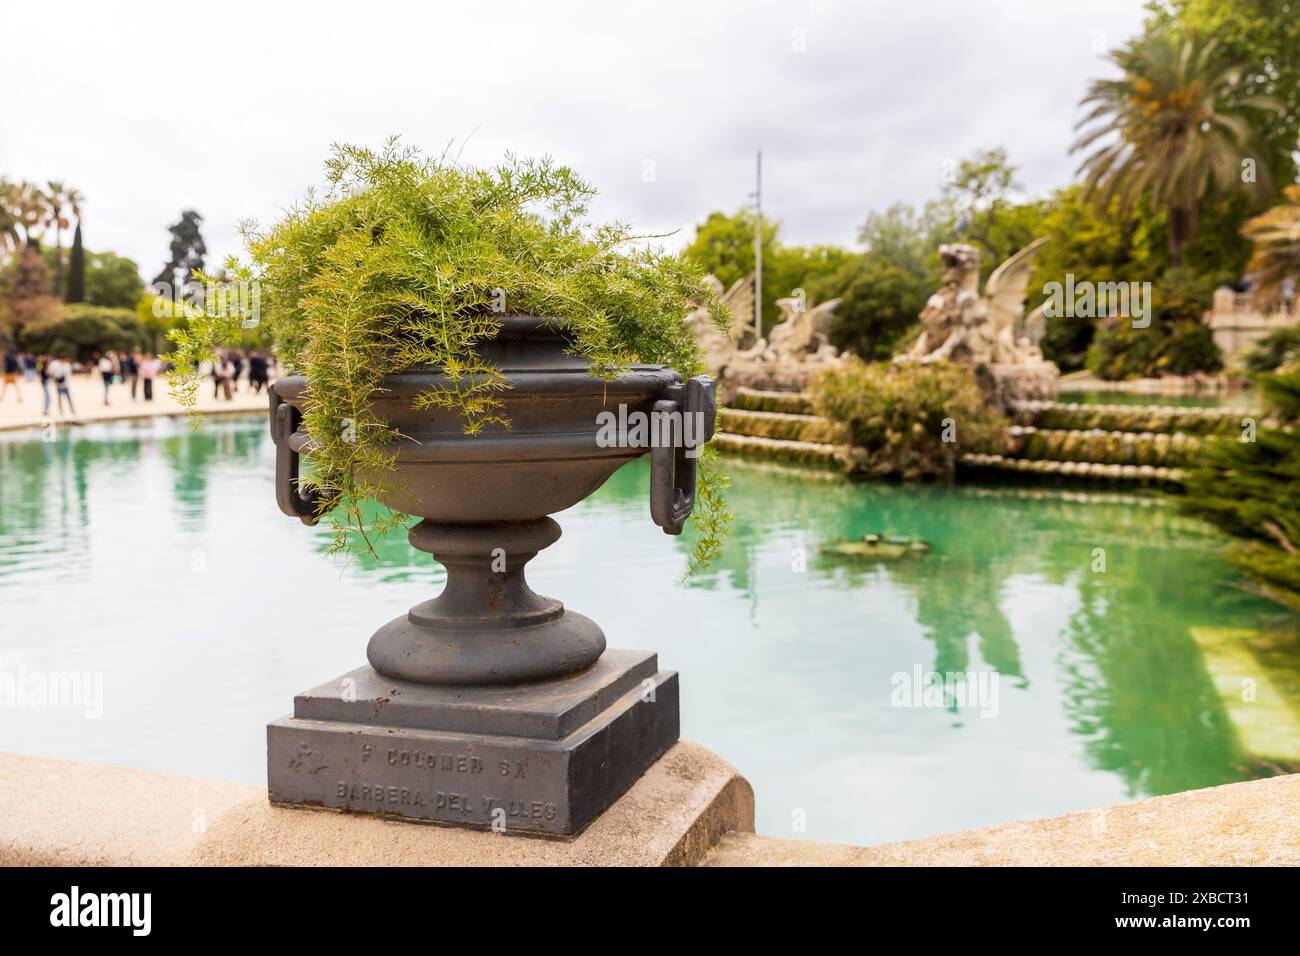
[{"xmin": 65, "ymin": 222, "xmax": 85, "ymax": 303}]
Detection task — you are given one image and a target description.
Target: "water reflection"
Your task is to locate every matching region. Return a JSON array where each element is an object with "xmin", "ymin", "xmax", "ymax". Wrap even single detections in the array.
[{"xmin": 1, "ymin": 415, "xmax": 1296, "ymax": 845}]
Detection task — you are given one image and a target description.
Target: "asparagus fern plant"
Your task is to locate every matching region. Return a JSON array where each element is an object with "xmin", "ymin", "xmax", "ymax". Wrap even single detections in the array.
[{"xmin": 168, "ymin": 139, "xmax": 731, "ymax": 571}]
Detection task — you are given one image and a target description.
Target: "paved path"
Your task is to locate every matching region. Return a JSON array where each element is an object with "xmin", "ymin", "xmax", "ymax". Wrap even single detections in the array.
[{"xmin": 0, "ymin": 373, "xmax": 271, "ymax": 432}]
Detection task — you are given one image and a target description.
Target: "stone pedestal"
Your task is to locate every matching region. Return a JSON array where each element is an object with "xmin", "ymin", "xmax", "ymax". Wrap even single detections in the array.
[
  {"xmin": 267, "ymin": 648, "xmax": 678, "ymax": 835},
  {"xmin": 976, "ymin": 362, "xmax": 1060, "ymax": 412}
]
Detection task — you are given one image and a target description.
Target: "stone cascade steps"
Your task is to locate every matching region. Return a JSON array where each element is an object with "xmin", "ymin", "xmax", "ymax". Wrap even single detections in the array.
[
  {"xmin": 715, "ymin": 389, "xmax": 843, "ymax": 468},
  {"xmin": 717, "ymin": 408, "xmax": 849, "ymax": 444},
  {"xmin": 1008, "ymin": 424, "xmax": 1204, "ymax": 470},
  {"xmin": 960, "ymin": 453, "xmax": 1186, "ymax": 486},
  {"xmin": 1012, "ymin": 400, "xmax": 1263, "ymax": 437},
  {"xmin": 717, "ymin": 389, "xmax": 1211, "ymax": 485},
  {"xmin": 727, "ymin": 388, "xmax": 813, "ymax": 416}
]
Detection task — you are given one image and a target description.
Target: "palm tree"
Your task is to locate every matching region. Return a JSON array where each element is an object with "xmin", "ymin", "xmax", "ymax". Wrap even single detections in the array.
[
  {"xmin": 1241, "ymin": 185, "xmax": 1300, "ymax": 312},
  {"xmin": 13, "ymin": 181, "xmax": 49, "ymax": 247},
  {"xmin": 1072, "ymin": 30, "xmax": 1283, "ymax": 266},
  {"xmin": 44, "ymin": 181, "xmax": 83, "ymax": 296},
  {"xmin": 0, "ymin": 179, "xmax": 21, "ymax": 256}
]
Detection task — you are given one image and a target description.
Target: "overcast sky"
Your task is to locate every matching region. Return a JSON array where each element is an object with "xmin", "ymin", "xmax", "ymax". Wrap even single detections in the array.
[{"xmin": 2, "ymin": 0, "xmax": 1148, "ymax": 280}]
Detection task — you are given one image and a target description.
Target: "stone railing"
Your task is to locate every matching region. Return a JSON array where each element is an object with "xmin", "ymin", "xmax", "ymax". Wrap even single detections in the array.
[
  {"xmin": 4, "ymin": 749, "xmax": 1298, "ymax": 866},
  {"xmin": 1206, "ymin": 287, "xmax": 1298, "ymax": 365}
]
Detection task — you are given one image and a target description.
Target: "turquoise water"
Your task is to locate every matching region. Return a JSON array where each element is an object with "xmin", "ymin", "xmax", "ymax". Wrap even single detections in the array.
[{"xmin": 1, "ymin": 414, "xmax": 1297, "ymax": 846}]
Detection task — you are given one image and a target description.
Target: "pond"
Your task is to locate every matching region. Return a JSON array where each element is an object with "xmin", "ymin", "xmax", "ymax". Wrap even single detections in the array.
[{"xmin": 2, "ymin": 414, "xmax": 1297, "ymax": 847}]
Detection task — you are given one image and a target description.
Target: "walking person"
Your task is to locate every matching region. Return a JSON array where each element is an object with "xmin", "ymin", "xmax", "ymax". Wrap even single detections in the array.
[
  {"xmin": 230, "ymin": 351, "xmax": 243, "ymax": 393},
  {"xmin": 1, "ymin": 349, "xmax": 21, "ymax": 403},
  {"xmin": 49, "ymin": 355, "xmax": 76, "ymax": 415},
  {"xmin": 37, "ymin": 355, "xmax": 52, "ymax": 416},
  {"xmin": 247, "ymin": 350, "xmax": 269, "ymax": 394},
  {"xmin": 122, "ymin": 350, "xmax": 140, "ymax": 400},
  {"xmin": 139, "ymin": 353, "xmax": 161, "ymax": 402},
  {"xmin": 217, "ymin": 355, "xmax": 235, "ymax": 400},
  {"xmin": 96, "ymin": 351, "xmax": 115, "ymax": 406}
]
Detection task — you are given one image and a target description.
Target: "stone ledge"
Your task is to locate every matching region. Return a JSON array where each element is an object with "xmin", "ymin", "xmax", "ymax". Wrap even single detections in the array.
[
  {"xmin": 703, "ymin": 772, "xmax": 1300, "ymax": 866},
  {"xmin": 0, "ymin": 742, "xmax": 754, "ymax": 867}
]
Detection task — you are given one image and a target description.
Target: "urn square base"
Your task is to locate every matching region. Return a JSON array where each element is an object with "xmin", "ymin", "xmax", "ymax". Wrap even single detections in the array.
[{"xmin": 266, "ymin": 649, "xmax": 679, "ymax": 835}]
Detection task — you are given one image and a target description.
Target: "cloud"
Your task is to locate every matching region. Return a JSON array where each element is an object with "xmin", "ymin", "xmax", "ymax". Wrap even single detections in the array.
[{"xmin": 0, "ymin": 0, "xmax": 1145, "ymax": 275}]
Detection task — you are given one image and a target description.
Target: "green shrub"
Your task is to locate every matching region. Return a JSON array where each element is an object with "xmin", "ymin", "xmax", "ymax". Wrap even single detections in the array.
[
  {"xmin": 809, "ymin": 359, "xmax": 1007, "ymax": 479},
  {"xmin": 22, "ymin": 304, "xmax": 146, "ymax": 359},
  {"xmin": 1241, "ymin": 322, "xmax": 1300, "ymax": 374},
  {"xmin": 1181, "ymin": 364, "xmax": 1300, "ymax": 614},
  {"xmin": 1084, "ymin": 270, "xmax": 1222, "ymax": 380}
]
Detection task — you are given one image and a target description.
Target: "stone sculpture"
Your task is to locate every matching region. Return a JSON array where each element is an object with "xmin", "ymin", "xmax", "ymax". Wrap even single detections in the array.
[
  {"xmin": 896, "ymin": 238, "xmax": 1058, "ymax": 407},
  {"xmin": 898, "ymin": 238, "xmax": 1050, "ymax": 367},
  {"xmin": 687, "ymin": 277, "xmax": 846, "ymax": 402},
  {"xmin": 685, "ymin": 274, "xmax": 758, "ymax": 377}
]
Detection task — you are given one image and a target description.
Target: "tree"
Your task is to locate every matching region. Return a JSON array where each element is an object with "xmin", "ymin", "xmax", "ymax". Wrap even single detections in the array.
[
  {"xmin": 11, "ymin": 181, "xmax": 48, "ymax": 246},
  {"xmin": 84, "ymin": 251, "xmax": 145, "ymax": 309},
  {"xmin": 1181, "ymin": 362, "xmax": 1300, "ymax": 614},
  {"xmin": 153, "ymin": 209, "xmax": 207, "ymax": 291},
  {"xmin": 857, "ymin": 202, "xmax": 950, "ymax": 284},
  {"xmin": 44, "ymin": 181, "xmax": 83, "ymax": 296},
  {"xmin": 766, "ymin": 243, "xmax": 853, "ymax": 311},
  {"xmin": 683, "ymin": 209, "xmax": 776, "ymax": 329},
  {"xmin": 940, "ymin": 147, "xmax": 1031, "ymax": 268},
  {"xmin": 1146, "ymin": 0, "xmax": 1300, "ymax": 187},
  {"xmin": 65, "ymin": 223, "xmax": 86, "ymax": 304},
  {"xmin": 21, "ymin": 304, "xmax": 145, "ymax": 361},
  {"xmin": 1024, "ymin": 186, "xmax": 1166, "ymax": 369},
  {"xmin": 1073, "ymin": 29, "xmax": 1282, "ymax": 266},
  {"xmin": 1240, "ymin": 185, "xmax": 1300, "ymax": 312},
  {"xmin": 1084, "ymin": 269, "xmax": 1221, "ymax": 379},
  {"xmin": 808, "ymin": 254, "xmax": 930, "ymax": 360},
  {"xmin": 0, "ymin": 179, "xmax": 21, "ymax": 255},
  {"xmin": 1, "ymin": 245, "xmax": 61, "ymax": 343},
  {"xmin": 683, "ymin": 211, "xmax": 851, "ymax": 333}
]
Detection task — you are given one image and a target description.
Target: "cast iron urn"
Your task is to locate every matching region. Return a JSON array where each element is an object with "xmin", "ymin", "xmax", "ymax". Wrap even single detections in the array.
[{"xmin": 265, "ymin": 316, "xmax": 715, "ymax": 834}]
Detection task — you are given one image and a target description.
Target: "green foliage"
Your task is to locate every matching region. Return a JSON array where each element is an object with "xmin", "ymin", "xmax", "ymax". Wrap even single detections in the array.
[
  {"xmin": 43, "ymin": 246, "xmax": 144, "ymax": 308},
  {"xmin": 940, "ymin": 147, "xmax": 1040, "ymax": 269},
  {"xmin": 1181, "ymin": 363, "xmax": 1300, "ymax": 614},
  {"xmin": 2, "ymin": 245, "xmax": 61, "ymax": 342},
  {"xmin": 153, "ymin": 209, "xmax": 206, "ymax": 290},
  {"xmin": 808, "ymin": 359, "xmax": 1007, "ymax": 479},
  {"xmin": 683, "ymin": 209, "xmax": 773, "ymax": 318},
  {"xmin": 1085, "ymin": 270, "xmax": 1222, "ymax": 379},
  {"xmin": 1241, "ymin": 185, "xmax": 1300, "ymax": 312},
  {"xmin": 682, "ymin": 210, "xmax": 848, "ymax": 333},
  {"xmin": 169, "ymin": 140, "xmax": 729, "ymax": 569},
  {"xmin": 1146, "ymin": 0, "xmax": 1300, "ymax": 187},
  {"xmin": 22, "ymin": 304, "xmax": 145, "ymax": 359},
  {"xmin": 1241, "ymin": 321, "xmax": 1300, "ymax": 374},
  {"xmin": 808, "ymin": 254, "xmax": 930, "ymax": 360},
  {"xmin": 1073, "ymin": 26, "xmax": 1282, "ymax": 266},
  {"xmin": 857, "ymin": 202, "xmax": 949, "ymax": 283},
  {"xmin": 65, "ymin": 224, "xmax": 85, "ymax": 304},
  {"xmin": 85, "ymin": 251, "xmax": 145, "ymax": 309}
]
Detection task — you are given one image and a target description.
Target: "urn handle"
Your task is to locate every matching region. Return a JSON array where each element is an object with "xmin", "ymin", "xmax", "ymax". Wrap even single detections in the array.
[
  {"xmin": 269, "ymin": 387, "xmax": 326, "ymax": 526},
  {"xmin": 649, "ymin": 374, "xmax": 716, "ymax": 535}
]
